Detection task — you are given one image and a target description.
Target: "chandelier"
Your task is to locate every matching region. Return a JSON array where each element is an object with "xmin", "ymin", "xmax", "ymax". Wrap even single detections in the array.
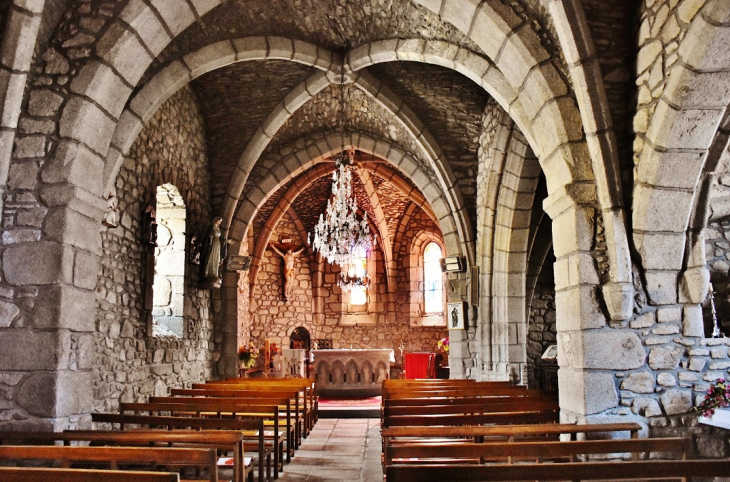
[{"xmin": 309, "ymin": 68, "xmax": 375, "ymax": 291}]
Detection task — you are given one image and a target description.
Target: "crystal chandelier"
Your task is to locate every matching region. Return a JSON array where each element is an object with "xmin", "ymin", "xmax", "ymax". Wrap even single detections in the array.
[{"xmin": 309, "ymin": 67, "xmax": 375, "ymax": 291}]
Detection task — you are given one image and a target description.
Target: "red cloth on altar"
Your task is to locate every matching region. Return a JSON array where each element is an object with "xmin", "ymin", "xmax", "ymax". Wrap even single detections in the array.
[{"xmin": 404, "ymin": 352, "xmax": 435, "ymax": 379}]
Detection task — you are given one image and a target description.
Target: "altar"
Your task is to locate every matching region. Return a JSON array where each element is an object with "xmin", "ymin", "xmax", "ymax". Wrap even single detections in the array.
[{"xmin": 311, "ymin": 349, "xmax": 394, "ymax": 398}]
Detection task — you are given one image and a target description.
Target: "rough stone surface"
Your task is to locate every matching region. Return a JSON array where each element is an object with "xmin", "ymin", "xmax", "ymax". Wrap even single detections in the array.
[
  {"xmin": 92, "ymin": 87, "xmax": 214, "ymax": 413},
  {"xmin": 659, "ymin": 389, "xmax": 692, "ymax": 416},
  {"xmin": 620, "ymin": 371, "xmax": 655, "ymax": 394}
]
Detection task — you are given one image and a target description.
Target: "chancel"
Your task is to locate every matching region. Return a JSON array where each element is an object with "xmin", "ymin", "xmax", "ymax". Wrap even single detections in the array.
[{"xmin": 1, "ymin": 0, "xmax": 730, "ymax": 480}]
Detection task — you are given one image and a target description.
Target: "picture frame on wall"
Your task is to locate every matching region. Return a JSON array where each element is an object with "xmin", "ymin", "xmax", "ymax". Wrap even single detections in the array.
[{"xmin": 447, "ymin": 302, "xmax": 466, "ymax": 330}]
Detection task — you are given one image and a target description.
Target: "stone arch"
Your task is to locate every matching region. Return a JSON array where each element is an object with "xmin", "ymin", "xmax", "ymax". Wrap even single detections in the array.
[
  {"xmin": 491, "ymin": 131, "xmax": 541, "ymax": 383},
  {"xmin": 0, "ymin": 0, "xmax": 45, "ymax": 216},
  {"xmin": 404, "ymin": 2, "xmax": 633, "ymax": 324},
  {"xmin": 632, "ymin": 1, "xmax": 730, "ymax": 310},
  {"xmin": 228, "ymin": 132, "xmax": 454, "ymax": 259},
  {"xmin": 104, "ymin": 36, "xmax": 338, "ymax": 194}
]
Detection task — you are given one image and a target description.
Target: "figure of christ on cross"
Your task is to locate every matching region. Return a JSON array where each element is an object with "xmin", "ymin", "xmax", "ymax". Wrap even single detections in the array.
[{"xmin": 271, "ymin": 244, "xmax": 305, "ymax": 301}]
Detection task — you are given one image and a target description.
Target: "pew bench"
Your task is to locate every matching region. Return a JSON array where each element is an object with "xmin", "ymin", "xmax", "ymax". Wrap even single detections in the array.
[
  {"xmin": 89, "ymin": 414, "xmax": 268, "ymax": 482},
  {"xmin": 385, "ymin": 459, "xmax": 730, "ymax": 481},
  {"xmin": 120, "ymin": 401, "xmax": 283, "ymax": 477},
  {"xmin": 0, "ymin": 467, "xmax": 181, "ymax": 481},
  {"xmin": 152, "ymin": 394, "xmax": 298, "ymax": 456},
  {"xmin": 0, "ymin": 445, "xmax": 219, "ymax": 481},
  {"xmin": 0, "ymin": 429, "xmax": 253, "ymax": 482}
]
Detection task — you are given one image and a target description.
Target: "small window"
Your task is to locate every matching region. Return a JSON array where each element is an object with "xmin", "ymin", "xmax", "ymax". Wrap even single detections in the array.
[
  {"xmin": 424, "ymin": 243, "xmax": 443, "ymax": 313},
  {"xmin": 348, "ymin": 246, "xmax": 368, "ymax": 307},
  {"xmin": 152, "ymin": 184, "xmax": 186, "ymax": 338}
]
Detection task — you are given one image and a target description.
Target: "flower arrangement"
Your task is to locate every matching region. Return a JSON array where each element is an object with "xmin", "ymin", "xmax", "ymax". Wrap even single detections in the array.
[
  {"xmin": 238, "ymin": 342, "xmax": 259, "ymax": 369},
  {"xmin": 695, "ymin": 379, "xmax": 730, "ymax": 417},
  {"xmin": 437, "ymin": 337, "xmax": 449, "ymax": 353},
  {"xmin": 270, "ymin": 342, "xmax": 280, "ymax": 357}
]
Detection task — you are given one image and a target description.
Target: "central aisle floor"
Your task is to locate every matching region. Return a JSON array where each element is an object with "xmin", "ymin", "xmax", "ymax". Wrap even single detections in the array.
[{"xmin": 278, "ymin": 418, "xmax": 383, "ymax": 482}]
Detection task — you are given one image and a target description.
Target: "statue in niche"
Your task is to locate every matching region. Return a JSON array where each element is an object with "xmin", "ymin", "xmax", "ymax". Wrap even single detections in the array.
[
  {"xmin": 271, "ymin": 244, "xmax": 305, "ymax": 301},
  {"xmin": 141, "ymin": 204, "xmax": 157, "ymax": 246},
  {"xmin": 200, "ymin": 217, "xmax": 226, "ymax": 289},
  {"xmin": 102, "ymin": 191, "xmax": 119, "ymax": 228}
]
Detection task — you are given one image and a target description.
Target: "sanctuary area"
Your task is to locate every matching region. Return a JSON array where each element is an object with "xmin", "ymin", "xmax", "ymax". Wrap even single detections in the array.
[{"xmin": 1, "ymin": 0, "xmax": 730, "ymax": 479}]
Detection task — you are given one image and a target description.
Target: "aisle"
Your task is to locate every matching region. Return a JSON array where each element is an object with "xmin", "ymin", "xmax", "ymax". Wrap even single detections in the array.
[{"xmin": 278, "ymin": 418, "xmax": 383, "ymax": 481}]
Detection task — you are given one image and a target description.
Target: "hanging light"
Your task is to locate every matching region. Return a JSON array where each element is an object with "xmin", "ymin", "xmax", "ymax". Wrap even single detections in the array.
[{"xmin": 309, "ymin": 61, "xmax": 375, "ymax": 291}]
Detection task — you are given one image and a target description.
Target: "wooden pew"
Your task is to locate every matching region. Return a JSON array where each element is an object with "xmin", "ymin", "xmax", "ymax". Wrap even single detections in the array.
[
  {"xmin": 383, "ymin": 410, "xmax": 559, "ymax": 428},
  {"xmin": 147, "ymin": 395, "xmax": 293, "ymax": 465},
  {"xmin": 90, "ymin": 414, "xmax": 268, "ymax": 482},
  {"xmin": 385, "ymin": 437, "xmax": 688, "ymax": 469},
  {"xmin": 170, "ymin": 389, "xmax": 302, "ymax": 452},
  {"xmin": 120, "ymin": 401, "xmax": 283, "ymax": 477},
  {"xmin": 383, "ymin": 396, "xmax": 559, "ymax": 417},
  {"xmin": 385, "ymin": 459, "xmax": 730, "ymax": 481},
  {"xmin": 382, "ymin": 386, "xmax": 538, "ymax": 400},
  {"xmin": 202, "ymin": 378, "xmax": 317, "ymax": 433},
  {"xmin": 0, "ymin": 467, "xmax": 181, "ymax": 482},
  {"xmin": 0, "ymin": 430, "xmax": 251, "ymax": 482},
  {"xmin": 0, "ymin": 445, "xmax": 218, "ymax": 481},
  {"xmin": 381, "ymin": 422, "xmax": 644, "ymax": 468}
]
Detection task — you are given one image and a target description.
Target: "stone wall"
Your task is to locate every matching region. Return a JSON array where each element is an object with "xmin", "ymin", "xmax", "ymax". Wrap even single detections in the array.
[
  {"xmin": 246, "ymin": 204, "xmax": 447, "ymax": 365},
  {"xmin": 92, "ymin": 86, "xmax": 214, "ymax": 413},
  {"xmin": 527, "ymin": 283, "xmax": 557, "ymax": 389}
]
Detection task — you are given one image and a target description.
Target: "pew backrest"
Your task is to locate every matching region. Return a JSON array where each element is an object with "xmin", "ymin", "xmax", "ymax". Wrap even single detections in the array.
[{"xmin": 0, "ymin": 467, "xmax": 180, "ymax": 482}]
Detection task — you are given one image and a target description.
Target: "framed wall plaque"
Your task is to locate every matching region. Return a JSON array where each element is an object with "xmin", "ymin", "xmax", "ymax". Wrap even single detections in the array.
[{"xmin": 447, "ymin": 301, "xmax": 466, "ymax": 330}]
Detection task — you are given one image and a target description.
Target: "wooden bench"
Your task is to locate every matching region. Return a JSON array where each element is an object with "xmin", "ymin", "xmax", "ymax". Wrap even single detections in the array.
[
  {"xmin": 382, "ymin": 409, "xmax": 559, "ymax": 428},
  {"xmin": 0, "ymin": 445, "xmax": 218, "ymax": 481},
  {"xmin": 0, "ymin": 429, "xmax": 251, "ymax": 482},
  {"xmin": 0, "ymin": 467, "xmax": 181, "ymax": 481},
  {"xmin": 385, "ymin": 459, "xmax": 730, "ymax": 481},
  {"xmin": 147, "ymin": 396, "xmax": 293, "ymax": 466},
  {"xmin": 181, "ymin": 386, "xmax": 305, "ymax": 448},
  {"xmin": 120, "ymin": 401, "xmax": 283, "ymax": 477},
  {"xmin": 385, "ymin": 437, "xmax": 688, "ymax": 471},
  {"xmin": 383, "ymin": 396, "xmax": 559, "ymax": 417},
  {"xmin": 202, "ymin": 378, "xmax": 317, "ymax": 433},
  {"xmin": 382, "ymin": 386, "xmax": 539, "ymax": 400},
  {"xmin": 381, "ymin": 422, "xmax": 644, "ymax": 467},
  {"xmin": 89, "ymin": 414, "xmax": 268, "ymax": 482}
]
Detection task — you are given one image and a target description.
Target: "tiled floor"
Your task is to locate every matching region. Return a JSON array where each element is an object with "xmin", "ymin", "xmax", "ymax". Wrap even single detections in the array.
[{"xmin": 277, "ymin": 418, "xmax": 383, "ymax": 481}]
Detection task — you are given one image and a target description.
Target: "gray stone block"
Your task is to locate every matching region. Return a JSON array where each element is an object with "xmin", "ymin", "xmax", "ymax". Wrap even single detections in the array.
[
  {"xmin": 575, "ymin": 330, "xmax": 645, "ymax": 370},
  {"xmin": 0, "ymin": 330, "xmax": 57, "ymax": 370},
  {"xmin": 659, "ymin": 389, "xmax": 692, "ymax": 415},
  {"xmin": 620, "ymin": 371, "xmax": 655, "ymax": 393},
  {"xmin": 648, "ymin": 346, "xmax": 684, "ymax": 370},
  {"xmin": 3, "ymin": 242, "xmax": 71, "ymax": 286},
  {"xmin": 33, "ymin": 285, "xmax": 95, "ymax": 331}
]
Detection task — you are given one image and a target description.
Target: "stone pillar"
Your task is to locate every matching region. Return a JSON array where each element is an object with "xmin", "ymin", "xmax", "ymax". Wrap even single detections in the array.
[
  {"xmin": 544, "ymin": 184, "xmax": 629, "ymax": 420},
  {"xmin": 218, "ymin": 270, "xmax": 239, "ymax": 378}
]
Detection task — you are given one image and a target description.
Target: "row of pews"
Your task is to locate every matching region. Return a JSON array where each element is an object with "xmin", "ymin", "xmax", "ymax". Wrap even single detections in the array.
[
  {"xmin": 0, "ymin": 376, "xmax": 317, "ymax": 482},
  {"xmin": 380, "ymin": 378, "xmax": 730, "ymax": 481}
]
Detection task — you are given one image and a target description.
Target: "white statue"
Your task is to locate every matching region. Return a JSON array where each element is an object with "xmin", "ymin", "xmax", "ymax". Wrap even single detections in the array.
[{"xmin": 102, "ymin": 191, "xmax": 118, "ymax": 228}]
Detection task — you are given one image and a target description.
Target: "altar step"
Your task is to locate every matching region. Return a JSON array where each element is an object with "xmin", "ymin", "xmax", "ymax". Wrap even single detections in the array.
[{"xmin": 318, "ymin": 396, "xmax": 381, "ymax": 419}]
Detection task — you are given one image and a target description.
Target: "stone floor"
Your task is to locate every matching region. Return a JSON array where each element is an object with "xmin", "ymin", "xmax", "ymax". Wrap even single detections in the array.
[{"xmin": 277, "ymin": 418, "xmax": 383, "ymax": 481}]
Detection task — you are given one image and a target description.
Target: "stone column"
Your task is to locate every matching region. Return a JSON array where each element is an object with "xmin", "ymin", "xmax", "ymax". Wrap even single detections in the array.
[
  {"xmin": 544, "ymin": 184, "xmax": 644, "ymax": 421},
  {"xmin": 218, "ymin": 270, "xmax": 239, "ymax": 378}
]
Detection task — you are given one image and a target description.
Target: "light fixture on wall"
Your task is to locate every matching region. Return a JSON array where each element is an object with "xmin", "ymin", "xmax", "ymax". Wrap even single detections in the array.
[{"xmin": 309, "ymin": 57, "xmax": 375, "ymax": 291}]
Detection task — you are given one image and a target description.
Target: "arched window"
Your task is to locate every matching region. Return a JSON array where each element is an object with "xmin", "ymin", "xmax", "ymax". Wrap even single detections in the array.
[
  {"xmin": 423, "ymin": 242, "xmax": 443, "ymax": 313},
  {"xmin": 349, "ymin": 246, "xmax": 368, "ymax": 308},
  {"xmin": 152, "ymin": 184, "xmax": 186, "ymax": 338}
]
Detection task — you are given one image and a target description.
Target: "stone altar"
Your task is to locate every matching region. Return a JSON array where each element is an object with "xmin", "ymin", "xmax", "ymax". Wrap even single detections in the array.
[{"xmin": 311, "ymin": 349, "xmax": 394, "ymax": 398}]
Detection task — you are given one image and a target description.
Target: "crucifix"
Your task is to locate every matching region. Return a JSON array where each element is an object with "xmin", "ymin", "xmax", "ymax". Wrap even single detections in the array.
[{"xmin": 270, "ymin": 243, "xmax": 305, "ymax": 301}]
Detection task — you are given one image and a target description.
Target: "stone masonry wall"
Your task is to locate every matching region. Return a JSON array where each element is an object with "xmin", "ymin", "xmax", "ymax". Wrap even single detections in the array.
[
  {"xmin": 93, "ymin": 86, "xmax": 214, "ymax": 412},
  {"xmin": 527, "ymin": 283, "xmax": 557, "ymax": 389},
  {"xmin": 249, "ymin": 211, "xmax": 314, "ymax": 346},
  {"xmin": 247, "ymin": 204, "xmax": 446, "ymax": 366}
]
